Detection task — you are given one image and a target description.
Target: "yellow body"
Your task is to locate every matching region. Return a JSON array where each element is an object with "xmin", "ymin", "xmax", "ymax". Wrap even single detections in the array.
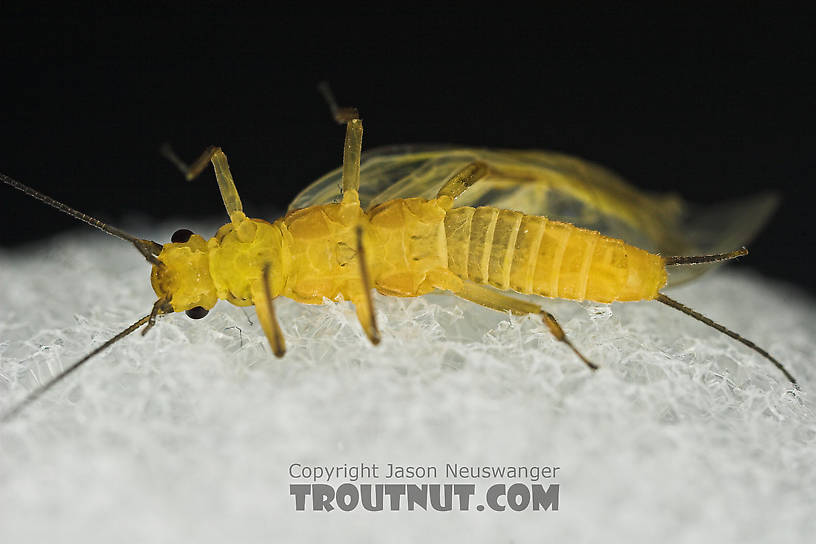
[
  {"xmin": 151, "ymin": 196, "xmax": 667, "ymax": 312},
  {"xmin": 0, "ymin": 106, "xmax": 796, "ymax": 420},
  {"xmin": 145, "ymin": 124, "xmax": 790, "ymax": 381}
]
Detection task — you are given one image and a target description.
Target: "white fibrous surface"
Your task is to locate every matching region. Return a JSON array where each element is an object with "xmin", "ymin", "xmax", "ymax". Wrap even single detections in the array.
[{"xmin": 0, "ymin": 224, "xmax": 814, "ymax": 543}]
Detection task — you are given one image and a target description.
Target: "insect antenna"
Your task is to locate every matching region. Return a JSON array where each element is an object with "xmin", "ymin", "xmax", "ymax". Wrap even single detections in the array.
[
  {"xmin": 0, "ymin": 314, "xmax": 152, "ymax": 424},
  {"xmin": 655, "ymin": 293, "xmax": 797, "ymax": 385},
  {"xmin": 1, "ymin": 171, "xmax": 163, "ymax": 266},
  {"xmin": 665, "ymin": 248, "xmax": 748, "ymax": 266},
  {"xmin": 142, "ymin": 297, "xmax": 173, "ymax": 336}
]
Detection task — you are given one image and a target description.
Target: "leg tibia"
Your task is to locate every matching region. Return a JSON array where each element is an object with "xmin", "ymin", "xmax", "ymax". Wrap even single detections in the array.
[
  {"xmin": 251, "ymin": 265, "xmax": 286, "ymax": 357},
  {"xmin": 454, "ymin": 282, "xmax": 598, "ymax": 370},
  {"xmin": 435, "ymin": 161, "xmax": 489, "ymax": 208},
  {"xmin": 341, "ymin": 119, "xmax": 363, "ymax": 204},
  {"xmin": 161, "ymin": 144, "xmax": 245, "ymax": 225},
  {"xmin": 353, "ymin": 226, "xmax": 381, "ymax": 345},
  {"xmin": 316, "ymin": 83, "xmax": 363, "ymax": 204}
]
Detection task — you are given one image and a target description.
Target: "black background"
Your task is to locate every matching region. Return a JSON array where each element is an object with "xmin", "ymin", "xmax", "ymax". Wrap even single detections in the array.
[{"xmin": 1, "ymin": 9, "xmax": 812, "ymax": 292}]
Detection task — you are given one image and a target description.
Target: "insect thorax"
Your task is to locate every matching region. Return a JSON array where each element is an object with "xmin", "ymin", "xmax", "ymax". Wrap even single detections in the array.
[
  {"xmin": 206, "ymin": 218, "xmax": 288, "ymax": 307},
  {"xmin": 281, "ymin": 199, "xmax": 455, "ymax": 303}
]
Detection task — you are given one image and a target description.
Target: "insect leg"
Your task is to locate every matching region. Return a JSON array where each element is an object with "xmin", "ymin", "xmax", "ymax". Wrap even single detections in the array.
[
  {"xmin": 351, "ymin": 225, "xmax": 381, "ymax": 345},
  {"xmin": 454, "ymin": 282, "xmax": 598, "ymax": 370},
  {"xmin": 160, "ymin": 144, "xmax": 245, "ymax": 225},
  {"xmin": 435, "ymin": 161, "xmax": 490, "ymax": 209},
  {"xmin": 339, "ymin": 118, "xmax": 363, "ymax": 205},
  {"xmin": 317, "ymin": 83, "xmax": 362, "ymax": 205},
  {"xmin": 250, "ymin": 264, "xmax": 286, "ymax": 357}
]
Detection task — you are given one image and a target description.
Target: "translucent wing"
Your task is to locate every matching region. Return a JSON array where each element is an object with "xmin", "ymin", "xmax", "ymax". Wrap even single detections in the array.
[{"xmin": 289, "ymin": 146, "xmax": 778, "ymax": 286}]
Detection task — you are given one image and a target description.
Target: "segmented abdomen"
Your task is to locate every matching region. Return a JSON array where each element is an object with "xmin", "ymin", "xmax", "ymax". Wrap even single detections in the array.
[{"xmin": 443, "ymin": 207, "xmax": 667, "ymax": 302}]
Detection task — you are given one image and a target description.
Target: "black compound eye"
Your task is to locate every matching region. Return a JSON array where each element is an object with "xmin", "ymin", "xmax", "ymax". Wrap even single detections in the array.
[
  {"xmin": 171, "ymin": 228, "xmax": 194, "ymax": 243},
  {"xmin": 185, "ymin": 306, "xmax": 209, "ymax": 319}
]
